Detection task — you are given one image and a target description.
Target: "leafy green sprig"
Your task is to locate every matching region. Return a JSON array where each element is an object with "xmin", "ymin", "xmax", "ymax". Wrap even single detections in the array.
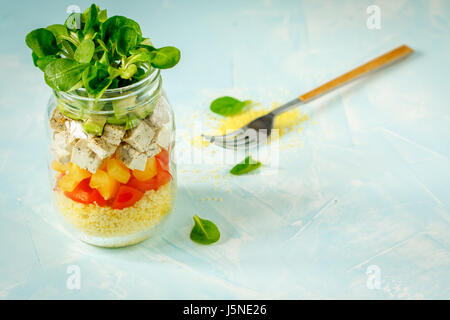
[{"xmin": 26, "ymin": 4, "xmax": 180, "ymax": 100}]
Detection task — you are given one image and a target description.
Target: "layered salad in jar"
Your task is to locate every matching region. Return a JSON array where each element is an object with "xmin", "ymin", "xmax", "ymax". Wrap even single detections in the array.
[
  {"xmin": 50, "ymin": 95, "xmax": 174, "ymax": 244},
  {"xmin": 25, "ymin": 4, "xmax": 181, "ymax": 246}
]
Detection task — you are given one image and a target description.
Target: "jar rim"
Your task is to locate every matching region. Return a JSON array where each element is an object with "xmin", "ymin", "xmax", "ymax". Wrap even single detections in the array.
[{"xmin": 57, "ymin": 66, "xmax": 160, "ymax": 103}]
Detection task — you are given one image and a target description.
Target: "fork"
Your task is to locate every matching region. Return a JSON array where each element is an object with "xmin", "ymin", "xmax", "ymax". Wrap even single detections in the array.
[{"xmin": 202, "ymin": 45, "xmax": 413, "ymax": 150}]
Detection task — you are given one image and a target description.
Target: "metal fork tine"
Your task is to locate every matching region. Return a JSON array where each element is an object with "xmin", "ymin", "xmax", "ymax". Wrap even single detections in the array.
[
  {"xmin": 218, "ymin": 136, "xmax": 258, "ymax": 150},
  {"xmin": 222, "ymin": 134, "xmax": 251, "ymax": 145},
  {"xmin": 215, "ymin": 134, "xmax": 249, "ymax": 145},
  {"xmin": 202, "ymin": 128, "xmax": 245, "ymax": 142},
  {"xmin": 229, "ymin": 140, "xmax": 258, "ymax": 150}
]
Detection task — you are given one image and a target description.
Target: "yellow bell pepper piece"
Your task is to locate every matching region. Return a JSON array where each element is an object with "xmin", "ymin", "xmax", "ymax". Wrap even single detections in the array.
[
  {"xmin": 52, "ymin": 160, "xmax": 68, "ymax": 173},
  {"xmin": 106, "ymin": 158, "xmax": 131, "ymax": 184},
  {"xmin": 57, "ymin": 163, "xmax": 91, "ymax": 192},
  {"xmin": 58, "ymin": 175, "xmax": 79, "ymax": 192},
  {"xmin": 132, "ymin": 157, "xmax": 157, "ymax": 181},
  {"xmin": 89, "ymin": 169, "xmax": 119, "ymax": 200}
]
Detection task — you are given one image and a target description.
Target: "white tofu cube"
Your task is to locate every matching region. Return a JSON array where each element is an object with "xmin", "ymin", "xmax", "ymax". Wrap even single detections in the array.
[
  {"xmin": 102, "ymin": 124, "xmax": 126, "ymax": 146},
  {"xmin": 71, "ymin": 140, "xmax": 102, "ymax": 173},
  {"xmin": 155, "ymin": 125, "xmax": 171, "ymax": 150},
  {"xmin": 146, "ymin": 143, "xmax": 161, "ymax": 158},
  {"xmin": 123, "ymin": 121, "xmax": 155, "ymax": 153},
  {"xmin": 51, "ymin": 146, "xmax": 71, "ymax": 164},
  {"xmin": 67, "ymin": 120, "xmax": 88, "ymax": 140},
  {"xmin": 117, "ymin": 143, "xmax": 147, "ymax": 171},
  {"xmin": 87, "ymin": 137, "xmax": 117, "ymax": 159},
  {"xmin": 53, "ymin": 131, "xmax": 68, "ymax": 147},
  {"xmin": 50, "ymin": 109, "xmax": 68, "ymax": 132},
  {"xmin": 149, "ymin": 97, "xmax": 170, "ymax": 126},
  {"xmin": 51, "ymin": 132, "xmax": 77, "ymax": 164}
]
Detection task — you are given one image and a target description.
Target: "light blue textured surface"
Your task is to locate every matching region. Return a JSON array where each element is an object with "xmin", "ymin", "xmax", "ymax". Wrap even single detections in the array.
[{"xmin": 0, "ymin": 0, "xmax": 449, "ymax": 299}]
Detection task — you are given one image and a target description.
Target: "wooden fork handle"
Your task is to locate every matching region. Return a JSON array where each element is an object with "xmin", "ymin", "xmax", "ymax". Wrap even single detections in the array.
[{"xmin": 298, "ymin": 45, "xmax": 414, "ymax": 102}]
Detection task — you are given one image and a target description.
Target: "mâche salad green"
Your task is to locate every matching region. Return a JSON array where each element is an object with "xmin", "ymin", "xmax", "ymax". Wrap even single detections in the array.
[
  {"xmin": 26, "ymin": 4, "xmax": 180, "ymax": 96},
  {"xmin": 26, "ymin": 4, "xmax": 180, "ymax": 134}
]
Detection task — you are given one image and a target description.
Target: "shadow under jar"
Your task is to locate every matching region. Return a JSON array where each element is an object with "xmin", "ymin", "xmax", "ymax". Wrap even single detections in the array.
[{"xmin": 46, "ymin": 67, "xmax": 176, "ymax": 247}]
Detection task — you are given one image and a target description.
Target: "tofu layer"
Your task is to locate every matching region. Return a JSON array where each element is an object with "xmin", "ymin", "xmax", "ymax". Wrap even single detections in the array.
[
  {"xmin": 71, "ymin": 140, "xmax": 103, "ymax": 173},
  {"xmin": 117, "ymin": 143, "xmax": 148, "ymax": 171},
  {"xmin": 123, "ymin": 121, "xmax": 155, "ymax": 153}
]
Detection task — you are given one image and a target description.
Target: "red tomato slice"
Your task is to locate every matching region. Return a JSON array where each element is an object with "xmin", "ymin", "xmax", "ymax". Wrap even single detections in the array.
[
  {"xmin": 157, "ymin": 169, "xmax": 172, "ymax": 187},
  {"xmin": 64, "ymin": 179, "xmax": 93, "ymax": 204},
  {"xmin": 127, "ymin": 175, "xmax": 159, "ymax": 193},
  {"xmin": 156, "ymin": 149, "xmax": 169, "ymax": 171},
  {"xmin": 111, "ymin": 186, "xmax": 144, "ymax": 210},
  {"xmin": 90, "ymin": 189, "xmax": 107, "ymax": 207},
  {"xmin": 126, "ymin": 160, "xmax": 172, "ymax": 192},
  {"xmin": 155, "ymin": 158, "xmax": 172, "ymax": 186},
  {"xmin": 64, "ymin": 178, "xmax": 107, "ymax": 206}
]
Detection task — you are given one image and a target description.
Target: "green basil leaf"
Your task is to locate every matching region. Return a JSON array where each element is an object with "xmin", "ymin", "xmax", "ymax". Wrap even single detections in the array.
[
  {"xmin": 210, "ymin": 96, "xmax": 250, "ymax": 116},
  {"xmin": 44, "ymin": 58, "xmax": 87, "ymax": 91},
  {"xmin": 74, "ymin": 38, "xmax": 95, "ymax": 63},
  {"xmin": 150, "ymin": 46, "xmax": 180, "ymax": 69},
  {"xmin": 230, "ymin": 156, "xmax": 262, "ymax": 175},
  {"xmin": 190, "ymin": 215, "xmax": 220, "ymax": 245},
  {"xmin": 25, "ymin": 28, "xmax": 59, "ymax": 58}
]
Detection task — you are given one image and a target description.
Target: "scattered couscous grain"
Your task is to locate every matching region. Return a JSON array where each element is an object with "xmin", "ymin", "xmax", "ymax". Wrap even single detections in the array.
[{"xmin": 210, "ymin": 104, "xmax": 308, "ymax": 138}]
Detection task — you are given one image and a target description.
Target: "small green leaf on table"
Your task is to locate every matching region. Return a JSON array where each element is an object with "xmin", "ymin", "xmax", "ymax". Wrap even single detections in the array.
[
  {"xmin": 190, "ymin": 215, "xmax": 220, "ymax": 245},
  {"xmin": 210, "ymin": 96, "xmax": 250, "ymax": 116},
  {"xmin": 230, "ymin": 155, "xmax": 262, "ymax": 175}
]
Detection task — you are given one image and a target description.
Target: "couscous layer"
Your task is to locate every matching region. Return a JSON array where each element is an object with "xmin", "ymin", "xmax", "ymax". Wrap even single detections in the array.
[{"xmin": 55, "ymin": 182, "xmax": 172, "ymax": 237}]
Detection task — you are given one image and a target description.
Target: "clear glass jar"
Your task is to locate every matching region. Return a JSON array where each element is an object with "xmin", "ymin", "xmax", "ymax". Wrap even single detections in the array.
[{"xmin": 46, "ymin": 67, "xmax": 176, "ymax": 247}]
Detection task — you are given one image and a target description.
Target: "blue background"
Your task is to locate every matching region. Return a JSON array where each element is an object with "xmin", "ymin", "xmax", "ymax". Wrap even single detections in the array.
[{"xmin": 0, "ymin": 0, "xmax": 449, "ymax": 299}]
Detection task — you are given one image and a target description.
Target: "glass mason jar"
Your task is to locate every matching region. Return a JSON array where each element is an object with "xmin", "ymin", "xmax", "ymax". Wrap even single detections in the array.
[{"xmin": 45, "ymin": 67, "xmax": 176, "ymax": 247}]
